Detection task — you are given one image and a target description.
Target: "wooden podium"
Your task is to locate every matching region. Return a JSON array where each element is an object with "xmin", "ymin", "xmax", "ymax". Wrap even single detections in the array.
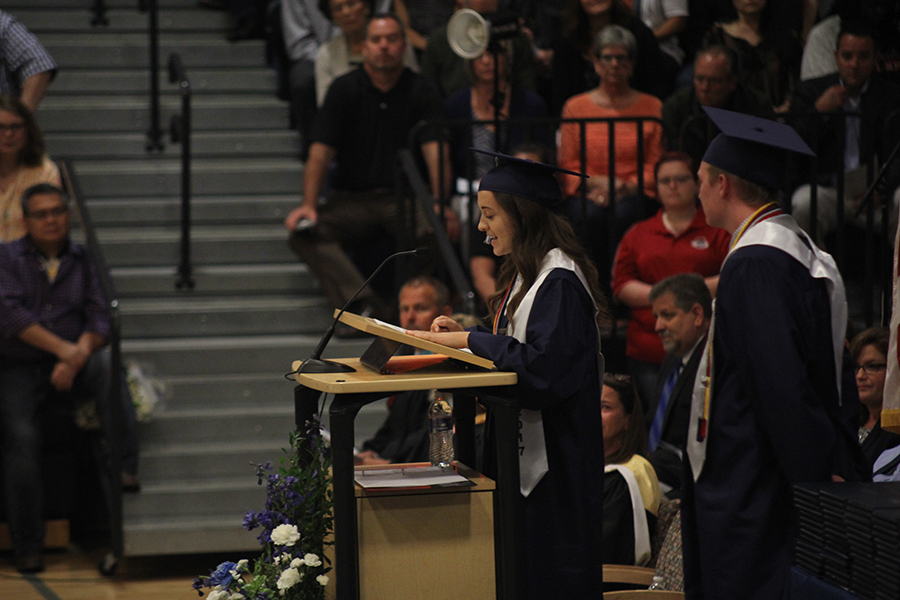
[{"xmin": 292, "ymin": 313, "xmax": 520, "ymax": 600}]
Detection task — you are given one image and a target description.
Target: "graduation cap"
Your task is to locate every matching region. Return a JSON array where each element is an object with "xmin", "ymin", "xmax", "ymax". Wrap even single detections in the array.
[
  {"xmin": 474, "ymin": 148, "xmax": 588, "ymax": 208},
  {"xmin": 701, "ymin": 107, "xmax": 815, "ymax": 190}
]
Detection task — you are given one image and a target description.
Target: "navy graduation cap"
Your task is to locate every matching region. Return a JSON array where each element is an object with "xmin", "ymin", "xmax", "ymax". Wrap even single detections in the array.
[
  {"xmin": 474, "ymin": 148, "xmax": 588, "ymax": 208},
  {"xmin": 701, "ymin": 107, "xmax": 815, "ymax": 191}
]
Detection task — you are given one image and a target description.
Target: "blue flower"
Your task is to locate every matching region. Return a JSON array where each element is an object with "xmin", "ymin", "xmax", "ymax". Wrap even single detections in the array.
[{"xmin": 207, "ymin": 561, "xmax": 237, "ymax": 587}]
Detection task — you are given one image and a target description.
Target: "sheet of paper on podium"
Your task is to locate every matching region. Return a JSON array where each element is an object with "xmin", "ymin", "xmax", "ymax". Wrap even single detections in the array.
[
  {"xmin": 354, "ymin": 465, "xmax": 473, "ymax": 489},
  {"xmin": 335, "ymin": 310, "xmax": 496, "ymax": 372}
]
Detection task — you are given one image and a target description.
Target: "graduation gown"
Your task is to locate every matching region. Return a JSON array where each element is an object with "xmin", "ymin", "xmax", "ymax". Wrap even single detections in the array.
[
  {"xmin": 468, "ymin": 252, "xmax": 605, "ymax": 600},
  {"xmin": 681, "ymin": 240, "xmax": 868, "ymax": 600}
]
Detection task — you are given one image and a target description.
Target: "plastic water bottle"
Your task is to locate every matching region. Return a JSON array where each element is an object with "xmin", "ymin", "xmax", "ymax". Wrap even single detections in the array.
[
  {"xmin": 648, "ymin": 576, "xmax": 664, "ymax": 590},
  {"xmin": 428, "ymin": 395, "xmax": 454, "ymax": 467}
]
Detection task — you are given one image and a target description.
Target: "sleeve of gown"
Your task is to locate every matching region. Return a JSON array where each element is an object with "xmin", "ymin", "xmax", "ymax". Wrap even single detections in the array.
[
  {"xmin": 715, "ymin": 246, "xmax": 838, "ymax": 483},
  {"xmin": 467, "ymin": 270, "xmax": 599, "ymax": 410},
  {"xmin": 603, "ymin": 470, "xmax": 638, "ymax": 566}
]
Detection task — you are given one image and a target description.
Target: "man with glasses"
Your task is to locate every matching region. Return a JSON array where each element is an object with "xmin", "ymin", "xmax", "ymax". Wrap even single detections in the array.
[
  {"xmin": 0, "ymin": 183, "xmax": 139, "ymax": 573},
  {"xmin": 661, "ymin": 45, "xmax": 774, "ymax": 168}
]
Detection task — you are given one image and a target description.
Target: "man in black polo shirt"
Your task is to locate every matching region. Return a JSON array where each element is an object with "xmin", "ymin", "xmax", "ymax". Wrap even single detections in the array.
[{"xmin": 285, "ymin": 12, "xmax": 452, "ymax": 318}]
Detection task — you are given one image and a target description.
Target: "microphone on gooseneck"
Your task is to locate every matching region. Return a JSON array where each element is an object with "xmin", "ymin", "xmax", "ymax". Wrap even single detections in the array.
[{"xmin": 297, "ymin": 247, "xmax": 429, "ymax": 374}]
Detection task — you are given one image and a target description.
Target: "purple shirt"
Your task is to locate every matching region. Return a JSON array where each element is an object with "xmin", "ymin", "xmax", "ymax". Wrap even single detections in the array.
[{"xmin": 0, "ymin": 236, "xmax": 109, "ymax": 361}]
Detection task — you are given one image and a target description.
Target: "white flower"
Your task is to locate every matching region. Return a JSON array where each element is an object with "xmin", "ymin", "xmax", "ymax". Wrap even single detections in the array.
[
  {"xmin": 290, "ymin": 557, "xmax": 303, "ymax": 568},
  {"xmin": 317, "ymin": 574, "xmax": 329, "ymax": 586},
  {"xmin": 271, "ymin": 524, "xmax": 301, "ymax": 546},
  {"xmin": 207, "ymin": 589, "xmax": 230, "ymax": 600},
  {"xmin": 235, "ymin": 559, "xmax": 249, "ymax": 571},
  {"xmin": 228, "ymin": 594, "xmax": 246, "ymax": 600},
  {"xmin": 277, "ymin": 567, "xmax": 302, "ymax": 590},
  {"xmin": 303, "ymin": 553, "xmax": 322, "ymax": 567}
]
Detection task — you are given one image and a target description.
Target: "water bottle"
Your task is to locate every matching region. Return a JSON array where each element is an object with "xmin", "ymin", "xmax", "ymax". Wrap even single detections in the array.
[
  {"xmin": 648, "ymin": 575, "xmax": 664, "ymax": 590},
  {"xmin": 428, "ymin": 395, "xmax": 454, "ymax": 467}
]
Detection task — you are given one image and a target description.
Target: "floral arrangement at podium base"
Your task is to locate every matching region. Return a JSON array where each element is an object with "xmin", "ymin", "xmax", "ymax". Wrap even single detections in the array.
[{"xmin": 192, "ymin": 419, "xmax": 333, "ymax": 600}]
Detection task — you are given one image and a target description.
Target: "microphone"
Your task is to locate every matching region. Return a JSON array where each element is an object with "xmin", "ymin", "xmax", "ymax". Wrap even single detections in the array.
[{"xmin": 297, "ymin": 247, "xmax": 429, "ymax": 374}]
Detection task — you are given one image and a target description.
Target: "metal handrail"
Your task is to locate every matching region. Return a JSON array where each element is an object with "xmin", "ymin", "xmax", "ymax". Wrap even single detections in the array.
[
  {"xmin": 168, "ymin": 53, "xmax": 194, "ymax": 291},
  {"xmin": 91, "ymin": 0, "xmax": 109, "ymax": 26},
  {"xmin": 58, "ymin": 158, "xmax": 124, "ymax": 569},
  {"xmin": 139, "ymin": 0, "xmax": 164, "ymax": 151}
]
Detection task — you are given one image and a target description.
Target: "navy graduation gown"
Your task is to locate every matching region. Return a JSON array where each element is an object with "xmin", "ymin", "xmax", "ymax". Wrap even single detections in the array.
[
  {"xmin": 681, "ymin": 245, "xmax": 867, "ymax": 600},
  {"xmin": 468, "ymin": 269, "xmax": 605, "ymax": 600}
]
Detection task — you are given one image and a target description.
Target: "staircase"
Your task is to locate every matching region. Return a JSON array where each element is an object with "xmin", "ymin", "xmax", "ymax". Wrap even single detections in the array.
[{"xmin": 12, "ymin": 0, "xmax": 384, "ymax": 556}]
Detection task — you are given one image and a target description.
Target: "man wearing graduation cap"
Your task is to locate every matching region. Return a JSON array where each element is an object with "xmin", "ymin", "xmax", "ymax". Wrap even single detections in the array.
[
  {"xmin": 410, "ymin": 150, "xmax": 607, "ymax": 599},
  {"xmin": 680, "ymin": 107, "xmax": 868, "ymax": 599}
]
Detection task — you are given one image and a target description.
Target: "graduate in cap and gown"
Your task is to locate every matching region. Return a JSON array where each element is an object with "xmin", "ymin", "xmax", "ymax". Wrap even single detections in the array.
[
  {"xmin": 408, "ymin": 150, "xmax": 609, "ymax": 599},
  {"xmin": 681, "ymin": 108, "xmax": 869, "ymax": 600}
]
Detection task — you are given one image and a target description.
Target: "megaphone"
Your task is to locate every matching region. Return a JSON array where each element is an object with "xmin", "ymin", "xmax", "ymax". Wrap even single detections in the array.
[
  {"xmin": 447, "ymin": 8, "xmax": 489, "ymax": 59},
  {"xmin": 447, "ymin": 9, "xmax": 520, "ymax": 60}
]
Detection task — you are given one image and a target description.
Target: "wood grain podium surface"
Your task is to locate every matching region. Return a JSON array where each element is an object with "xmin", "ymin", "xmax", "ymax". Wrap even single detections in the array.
[{"xmin": 292, "ymin": 358, "xmax": 517, "ymax": 393}]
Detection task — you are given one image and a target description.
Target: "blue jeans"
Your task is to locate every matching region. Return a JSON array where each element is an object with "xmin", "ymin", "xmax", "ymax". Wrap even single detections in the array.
[{"xmin": 0, "ymin": 349, "xmax": 138, "ymax": 555}]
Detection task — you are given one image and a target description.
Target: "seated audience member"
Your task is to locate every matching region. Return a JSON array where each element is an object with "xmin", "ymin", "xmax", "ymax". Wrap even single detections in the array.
[
  {"xmin": 280, "ymin": 0, "xmax": 336, "ymax": 160},
  {"xmin": 421, "ymin": 0, "xmax": 535, "ymax": 100},
  {"xmin": 873, "ymin": 445, "xmax": 900, "ymax": 482},
  {"xmin": 557, "ymin": 25, "xmax": 663, "ymax": 282},
  {"xmin": 314, "ymin": 0, "xmax": 416, "ymax": 106},
  {"xmin": 646, "ymin": 273, "xmax": 712, "ymax": 497},
  {"xmin": 357, "ymin": 276, "xmax": 454, "ymax": 464},
  {"xmin": 551, "ymin": 0, "xmax": 674, "ymax": 115},
  {"xmin": 661, "ymin": 45, "xmax": 774, "ymax": 167},
  {"xmin": 392, "ymin": 0, "xmax": 455, "ymax": 55},
  {"xmin": 790, "ymin": 21, "xmax": 900, "ymax": 247},
  {"xmin": 0, "ymin": 10, "xmax": 57, "ymax": 112},
  {"xmin": 467, "ymin": 143, "xmax": 549, "ymax": 307},
  {"xmin": 602, "ymin": 373, "xmax": 661, "ymax": 566},
  {"xmin": 631, "ymin": 0, "xmax": 689, "ymax": 70},
  {"xmin": 611, "ymin": 152, "xmax": 728, "ymax": 415},
  {"xmin": 0, "ymin": 184, "xmax": 140, "ymax": 574},
  {"xmin": 0, "ymin": 95, "xmax": 60, "ymax": 242},
  {"xmin": 850, "ymin": 327, "xmax": 900, "ymax": 470},
  {"xmin": 285, "ymin": 14, "xmax": 453, "ymax": 321},
  {"xmin": 444, "ymin": 42, "xmax": 551, "ymax": 183},
  {"xmin": 702, "ymin": 0, "xmax": 802, "ymax": 113}
]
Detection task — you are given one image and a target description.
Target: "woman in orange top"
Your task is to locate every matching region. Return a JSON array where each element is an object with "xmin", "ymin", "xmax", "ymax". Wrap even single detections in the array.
[{"xmin": 558, "ymin": 24, "xmax": 663, "ymax": 283}]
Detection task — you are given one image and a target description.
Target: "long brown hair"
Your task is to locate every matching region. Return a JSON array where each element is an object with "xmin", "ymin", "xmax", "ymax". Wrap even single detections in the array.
[
  {"xmin": 0, "ymin": 95, "xmax": 45, "ymax": 167},
  {"xmin": 602, "ymin": 373, "xmax": 647, "ymax": 465},
  {"xmin": 486, "ymin": 192, "xmax": 611, "ymax": 329}
]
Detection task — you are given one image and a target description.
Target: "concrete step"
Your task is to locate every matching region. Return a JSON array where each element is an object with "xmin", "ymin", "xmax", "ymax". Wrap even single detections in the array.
[
  {"xmin": 7, "ymin": 0, "xmax": 199, "ymax": 7},
  {"xmin": 121, "ymin": 334, "xmax": 372, "ymax": 377},
  {"xmin": 83, "ymin": 195, "xmax": 299, "ymax": 226},
  {"xmin": 37, "ymin": 95, "xmax": 289, "ymax": 133},
  {"xmin": 14, "ymin": 8, "xmax": 230, "ymax": 34},
  {"xmin": 48, "ymin": 130, "xmax": 298, "ymax": 159},
  {"xmin": 72, "ymin": 157, "xmax": 302, "ymax": 198},
  {"xmin": 123, "ymin": 476, "xmax": 266, "ymax": 518},
  {"xmin": 53, "ymin": 68, "xmax": 278, "ymax": 95},
  {"xmin": 112, "ymin": 263, "xmax": 317, "ymax": 297},
  {"xmin": 40, "ymin": 32, "xmax": 266, "ymax": 69},
  {"xmin": 122, "ymin": 515, "xmax": 259, "ymax": 556},
  {"xmin": 136, "ymin": 440, "xmax": 288, "ymax": 481},
  {"xmin": 139, "ymin": 405, "xmax": 294, "ymax": 446},
  {"xmin": 118, "ymin": 295, "xmax": 332, "ymax": 337},
  {"xmin": 92, "ymin": 224, "xmax": 295, "ymax": 267}
]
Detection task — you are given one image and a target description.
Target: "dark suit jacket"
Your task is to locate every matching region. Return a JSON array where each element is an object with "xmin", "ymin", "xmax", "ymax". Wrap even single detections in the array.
[
  {"xmin": 648, "ymin": 335, "xmax": 706, "ymax": 492},
  {"xmin": 789, "ymin": 73, "xmax": 900, "ymax": 189}
]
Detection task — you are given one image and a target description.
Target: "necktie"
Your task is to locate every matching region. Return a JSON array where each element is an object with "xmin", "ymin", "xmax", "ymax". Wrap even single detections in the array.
[{"xmin": 649, "ymin": 361, "xmax": 681, "ymax": 451}]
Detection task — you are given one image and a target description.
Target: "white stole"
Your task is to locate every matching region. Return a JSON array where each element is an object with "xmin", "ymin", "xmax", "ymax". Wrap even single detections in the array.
[
  {"xmin": 687, "ymin": 214, "xmax": 847, "ymax": 481},
  {"xmin": 507, "ymin": 248, "xmax": 603, "ymax": 496}
]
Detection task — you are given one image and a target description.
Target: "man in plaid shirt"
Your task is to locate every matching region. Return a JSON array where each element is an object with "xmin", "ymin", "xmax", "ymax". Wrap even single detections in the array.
[
  {"xmin": 0, "ymin": 9, "xmax": 57, "ymax": 111},
  {"xmin": 0, "ymin": 183, "xmax": 138, "ymax": 574}
]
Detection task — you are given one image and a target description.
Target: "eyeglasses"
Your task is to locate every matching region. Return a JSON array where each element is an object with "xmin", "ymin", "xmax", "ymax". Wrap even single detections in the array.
[
  {"xmin": 605, "ymin": 373, "xmax": 632, "ymax": 383},
  {"xmin": 0, "ymin": 122, "xmax": 25, "ymax": 134},
  {"xmin": 26, "ymin": 206, "xmax": 69, "ymax": 220},
  {"xmin": 597, "ymin": 53, "xmax": 631, "ymax": 64},
  {"xmin": 658, "ymin": 174, "xmax": 694, "ymax": 186},
  {"xmin": 856, "ymin": 362, "xmax": 887, "ymax": 376}
]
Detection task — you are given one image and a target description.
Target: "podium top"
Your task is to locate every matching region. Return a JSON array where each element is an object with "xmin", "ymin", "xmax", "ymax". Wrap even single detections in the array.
[
  {"xmin": 336, "ymin": 311, "xmax": 496, "ymax": 370},
  {"xmin": 292, "ymin": 358, "xmax": 517, "ymax": 394}
]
